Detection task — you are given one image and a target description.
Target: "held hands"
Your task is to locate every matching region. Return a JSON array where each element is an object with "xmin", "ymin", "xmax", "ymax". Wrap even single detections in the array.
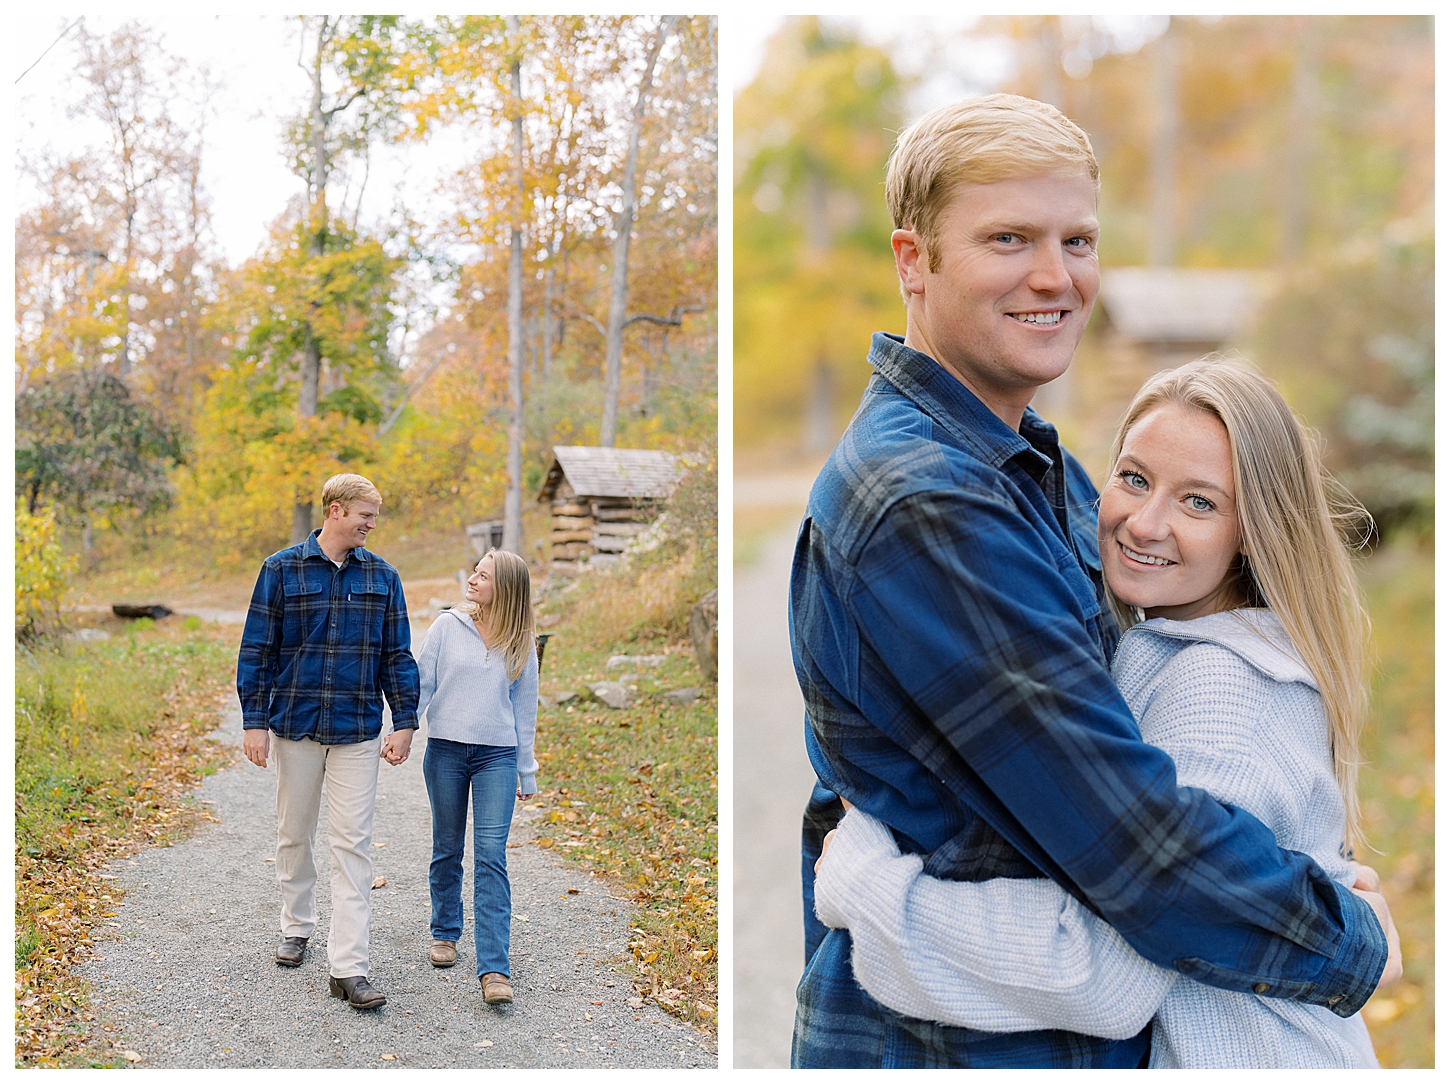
[
  {"xmin": 243, "ymin": 729, "xmax": 270, "ymax": 768},
  {"xmin": 1350, "ymin": 861, "xmax": 1402, "ymax": 988},
  {"xmin": 380, "ymin": 728, "xmax": 414, "ymax": 766}
]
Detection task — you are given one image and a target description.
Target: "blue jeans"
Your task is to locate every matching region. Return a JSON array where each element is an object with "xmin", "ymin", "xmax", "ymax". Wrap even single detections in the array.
[{"xmin": 422, "ymin": 738, "xmax": 517, "ymax": 977}]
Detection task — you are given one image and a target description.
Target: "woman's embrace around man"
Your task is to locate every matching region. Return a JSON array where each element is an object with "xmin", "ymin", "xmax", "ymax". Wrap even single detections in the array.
[
  {"xmin": 813, "ymin": 359, "xmax": 1388, "ymax": 1067},
  {"xmin": 788, "ymin": 94, "xmax": 1401, "ymax": 1068}
]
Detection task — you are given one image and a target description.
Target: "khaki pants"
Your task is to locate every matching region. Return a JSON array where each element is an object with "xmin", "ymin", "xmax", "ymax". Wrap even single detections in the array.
[{"xmin": 273, "ymin": 734, "xmax": 381, "ymax": 979}]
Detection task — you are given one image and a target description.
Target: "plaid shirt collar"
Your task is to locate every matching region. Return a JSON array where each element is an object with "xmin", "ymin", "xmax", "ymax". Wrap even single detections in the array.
[
  {"xmin": 301, "ymin": 528, "xmax": 376, "ymax": 568},
  {"xmin": 867, "ymin": 332, "xmax": 1058, "ymax": 482}
]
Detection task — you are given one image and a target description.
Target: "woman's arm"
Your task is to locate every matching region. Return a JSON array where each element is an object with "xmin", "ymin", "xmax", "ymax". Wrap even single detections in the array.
[
  {"xmin": 413, "ymin": 614, "xmax": 444, "ymax": 723},
  {"xmin": 512, "ymin": 648, "xmax": 540, "ymax": 796},
  {"xmin": 814, "ymin": 808, "xmax": 1176, "ymax": 1038}
]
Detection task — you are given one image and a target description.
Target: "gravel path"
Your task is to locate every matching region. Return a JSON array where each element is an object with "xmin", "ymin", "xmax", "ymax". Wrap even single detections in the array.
[
  {"xmin": 732, "ymin": 524, "xmax": 822, "ymax": 1068},
  {"xmin": 79, "ymin": 700, "xmax": 716, "ymax": 1069}
]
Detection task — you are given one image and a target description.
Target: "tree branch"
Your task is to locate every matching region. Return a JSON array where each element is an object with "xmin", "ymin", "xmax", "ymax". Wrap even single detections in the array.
[{"xmin": 623, "ymin": 304, "xmax": 705, "ymax": 329}]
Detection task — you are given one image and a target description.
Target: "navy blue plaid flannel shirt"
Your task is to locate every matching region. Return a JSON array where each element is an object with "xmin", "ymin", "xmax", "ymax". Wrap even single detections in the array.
[
  {"xmin": 788, "ymin": 333, "xmax": 1387, "ymax": 1069},
  {"xmin": 238, "ymin": 530, "xmax": 419, "ymax": 744}
]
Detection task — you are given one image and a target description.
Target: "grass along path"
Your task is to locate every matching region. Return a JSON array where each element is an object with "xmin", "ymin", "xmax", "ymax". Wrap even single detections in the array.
[
  {"xmin": 528, "ymin": 633, "xmax": 718, "ymax": 1033},
  {"xmin": 14, "ymin": 618, "xmax": 237, "ymax": 1066}
]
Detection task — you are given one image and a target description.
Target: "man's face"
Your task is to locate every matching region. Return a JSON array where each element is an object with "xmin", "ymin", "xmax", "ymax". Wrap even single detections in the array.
[
  {"xmin": 895, "ymin": 171, "xmax": 1100, "ymax": 423},
  {"xmin": 329, "ymin": 500, "xmax": 379, "ymax": 551}
]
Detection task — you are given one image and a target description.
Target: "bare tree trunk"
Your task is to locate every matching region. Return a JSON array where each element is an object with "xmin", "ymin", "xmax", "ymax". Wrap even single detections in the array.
[
  {"xmin": 503, "ymin": 15, "xmax": 525, "ymax": 554},
  {"xmin": 292, "ymin": 17, "xmax": 335, "ymax": 544},
  {"xmin": 599, "ymin": 16, "xmax": 675, "ymax": 447},
  {"xmin": 541, "ymin": 266, "xmax": 555, "ymax": 380},
  {"xmin": 1147, "ymin": 21, "xmax": 1180, "ymax": 268},
  {"xmin": 1280, "ymin": 17, "xmax": 1320, "ymax": 263}
]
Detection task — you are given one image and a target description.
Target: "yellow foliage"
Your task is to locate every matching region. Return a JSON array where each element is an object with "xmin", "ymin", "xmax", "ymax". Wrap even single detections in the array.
[{"xmin": 15, "ymin": 501, "xmax": 77, "ymax": 641}]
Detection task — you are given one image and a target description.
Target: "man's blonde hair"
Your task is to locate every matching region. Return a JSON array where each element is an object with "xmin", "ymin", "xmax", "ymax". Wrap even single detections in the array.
[
  {"xmin": 1104, "ymin": 357, "xmax": 1372, "ymax": 851},
  {"xmin": 885, "ymin": 93, "xmax": 1100, "ymax": 272},
  {"xmin": 320, "ymin": 473, "xmax": 383, "ymax": 516}
]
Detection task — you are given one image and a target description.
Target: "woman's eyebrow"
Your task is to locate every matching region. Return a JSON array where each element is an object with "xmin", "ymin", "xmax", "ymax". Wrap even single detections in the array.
[{"xmin": 1118, "ymin": 454, "xmax": 1230, "ymax": 497}]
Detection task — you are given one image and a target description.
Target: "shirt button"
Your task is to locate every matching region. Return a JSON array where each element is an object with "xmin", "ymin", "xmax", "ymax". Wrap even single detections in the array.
[
  {"xmin": 1253, "ymin": 983, "xmax": 1270, "ymax": 994},
  {"xmin": 1328, "ymin": 995, "xmax": 1344, "ymax": 1006}
]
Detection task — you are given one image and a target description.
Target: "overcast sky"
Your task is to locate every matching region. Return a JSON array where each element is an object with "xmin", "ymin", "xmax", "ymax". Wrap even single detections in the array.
[{"xmin": 13, "ymin": 12, "xmax": 475, "ymax": 269}]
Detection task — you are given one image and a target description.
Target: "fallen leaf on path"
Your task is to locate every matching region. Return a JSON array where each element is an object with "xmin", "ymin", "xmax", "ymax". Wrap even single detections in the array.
[
  {"xmin": 474, "ymin": 1040, "xmax": 494, "ymax": 1048},
  {"xmin": 372, "ymin": 877, "xmax": 387, "ymax": 889},
  {"xmin": 122, "ymin": 1051, "xmax": 142, "ymax": 1063},
  {"xmin": 627, "ymin": 997, "xmax": 643, "ymax": 1008},
  {"xmin": 379, "ymin": 1052, "xmax": 397, "ymax": 1060}
]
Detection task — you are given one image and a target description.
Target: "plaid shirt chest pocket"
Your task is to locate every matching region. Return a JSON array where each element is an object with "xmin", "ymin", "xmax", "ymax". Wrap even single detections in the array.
[
  {"xmin": 281, "ymin": 575, "xmax": 326, "ymax": 646},
  {"xmin": 344, "ymin": 578, "xmax": 389, "ymax": 647}
]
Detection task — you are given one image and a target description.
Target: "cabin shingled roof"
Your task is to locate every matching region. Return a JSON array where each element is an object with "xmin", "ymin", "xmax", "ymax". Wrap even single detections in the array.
[
  {"xmin": 536, "ymin": 445, "xmax": 683, "ymax": 502},
  {"xmin": 1098, "ymin": 267, "xmax": 1273, "ymax": 344}
]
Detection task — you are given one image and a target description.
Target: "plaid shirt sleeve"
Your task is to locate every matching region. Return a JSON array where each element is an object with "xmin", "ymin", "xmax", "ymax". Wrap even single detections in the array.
[
  {"xmin": 379, "ymin": 570, "xmax": 420, "ymax": 730},
  {"xmin": 237, "ymin": 558, "xmax": 283, "ymax": 730},
  {"xmin": 820, "ymin": 485, "xmax": 1385, "ymax": 1018}
]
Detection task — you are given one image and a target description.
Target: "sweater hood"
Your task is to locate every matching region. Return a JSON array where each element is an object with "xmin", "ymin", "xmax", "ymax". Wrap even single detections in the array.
[{"xmin": 1122, "ymin": 609, "xmax": 1316, "ymax": 690}]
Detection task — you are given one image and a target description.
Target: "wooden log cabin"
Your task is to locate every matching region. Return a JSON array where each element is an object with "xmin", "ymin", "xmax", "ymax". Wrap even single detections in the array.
[{"xmin": 536, "ymin": 445, "xmax": 683, "ymax": 571}]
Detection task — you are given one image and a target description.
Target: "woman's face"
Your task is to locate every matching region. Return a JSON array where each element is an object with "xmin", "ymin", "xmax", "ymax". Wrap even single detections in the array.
[
  {"xmin": 466, "ymin": 553, "xmax": 495, "ymax": 610},
  {"xmin": 1097, "ymin": 402, "xmax": 1244, "ymax": 622}
]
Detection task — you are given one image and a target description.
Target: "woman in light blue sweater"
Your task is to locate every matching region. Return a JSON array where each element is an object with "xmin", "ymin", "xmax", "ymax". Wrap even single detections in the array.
[
  {"xmin": 813, "ymin": 359, "xmax": 1395, "ymax": 1066},
  {"xmin": 416, "ymin": 548, "xmax": 539, "ymax": 1006}
]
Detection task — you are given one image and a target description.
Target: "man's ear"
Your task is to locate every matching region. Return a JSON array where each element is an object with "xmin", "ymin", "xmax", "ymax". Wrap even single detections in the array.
[{"xmin": 891, "ymin": 229, "xmax": 927, "ymax": 297}]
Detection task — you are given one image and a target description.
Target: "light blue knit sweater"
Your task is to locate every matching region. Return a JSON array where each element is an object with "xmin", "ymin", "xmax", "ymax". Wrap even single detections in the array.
[
  {"xmin": 415, "ymin": 609, "xmax": 540, "ymax": 794},
  {"xmin": 813, "ymin": 609, "xmax": 1378, "ymax": 1068}
]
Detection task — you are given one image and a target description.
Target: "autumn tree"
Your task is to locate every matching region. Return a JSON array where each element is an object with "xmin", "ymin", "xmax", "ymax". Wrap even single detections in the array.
[{"xmin": 734, "ymin": 17, "xmax": 904, "ymax": 450}]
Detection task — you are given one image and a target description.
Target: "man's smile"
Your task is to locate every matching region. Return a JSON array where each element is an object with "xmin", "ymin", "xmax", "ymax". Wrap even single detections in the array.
[{"xmin": 1008, "ymin": 310, "xmax": 1066, "ymax": 326}]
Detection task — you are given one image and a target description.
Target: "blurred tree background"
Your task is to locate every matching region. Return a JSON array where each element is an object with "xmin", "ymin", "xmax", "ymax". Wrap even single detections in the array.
[
  {"xmin": 734, "ymin": 14, "xmax": 1431, "ymax": 1068},
  {"xmin": 16, "ymin": 15, "xmax": 717, "ymax": 574}
]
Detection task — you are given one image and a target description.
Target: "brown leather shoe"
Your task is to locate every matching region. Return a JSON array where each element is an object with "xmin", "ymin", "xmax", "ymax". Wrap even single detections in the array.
[
  {"xmin": 275, "ymin": 936, "xmax": 308, "ymax": 967},
  {"xmin": 329, "ymin": 975, "xmax": 387, "ymax": 1010},
  {"xmin": 429, "ymin": 940, "xmax": 457, "ymax": 968},
  {"xmin": 481, "ymin": 972, "xmax": 513, "ymax": 1005}
]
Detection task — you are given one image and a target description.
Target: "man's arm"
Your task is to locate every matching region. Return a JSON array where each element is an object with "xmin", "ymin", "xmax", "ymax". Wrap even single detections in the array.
[
  {"xmin": 827, "ymin": 487, "xmax": 1386, "ymax": 1016},
  {"xmin": 237, "ymin": 559, "xmax": 284, "ymax": 767},
  {"xmin": 379, "ymin": 571, "xmax": 420, "ymax": 765}
]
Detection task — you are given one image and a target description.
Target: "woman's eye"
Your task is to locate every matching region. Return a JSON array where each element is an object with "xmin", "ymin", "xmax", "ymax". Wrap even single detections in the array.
[
  {"xmin": 1119, "ymin": 470, "xmax": 1147, "ymax": 490},
  {"xmin": 1187, "ymin": 495, "xmax": 1213, "ymax": 512}
]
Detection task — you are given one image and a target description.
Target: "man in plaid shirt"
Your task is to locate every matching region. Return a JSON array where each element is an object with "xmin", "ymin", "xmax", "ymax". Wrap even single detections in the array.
[
  {"xmin": 238, "ymin": 473, "xmax": 419, "ymax": 1010},
  {"xmin": 788, "ymin": 95, "xmax": 1398, "ymax": 1067}
]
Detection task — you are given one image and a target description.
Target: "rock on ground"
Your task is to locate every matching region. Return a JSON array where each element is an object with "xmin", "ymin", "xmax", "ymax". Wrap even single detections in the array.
[{"xmin": 79, "ymin": 700, "xmax": 716, "ymax": 1069}]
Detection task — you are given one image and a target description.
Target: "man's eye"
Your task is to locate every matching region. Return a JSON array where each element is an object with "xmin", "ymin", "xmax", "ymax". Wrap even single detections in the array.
[{"xmin": 992, "ymin": 233, "xmax": 1018, "ymax": 244}]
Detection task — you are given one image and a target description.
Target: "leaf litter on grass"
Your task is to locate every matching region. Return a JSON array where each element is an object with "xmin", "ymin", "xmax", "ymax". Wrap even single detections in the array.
[
  {"xmin": 14, "ymin": 621, "xmax": 237, "ymax": 1067},
  {"xmin": 530, "ymin": 637, "xmax": 718, "ymax": 1033}
]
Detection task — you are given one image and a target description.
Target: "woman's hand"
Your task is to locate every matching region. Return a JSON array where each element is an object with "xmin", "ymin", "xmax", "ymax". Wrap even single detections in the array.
[
  {"xmin": 812, "ymin": 797, "xmax": 853, "ymax": 874},
  {"xmin": 1350, "ymin": 861, "xmax": 1402, "ymax": 988},
  {"xmin": 517, "ymin": 789, "xmax": 536, "ymax": 801}
]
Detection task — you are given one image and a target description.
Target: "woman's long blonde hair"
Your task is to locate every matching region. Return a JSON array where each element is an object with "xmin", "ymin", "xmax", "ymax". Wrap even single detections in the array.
[
  {"xmin": 1104, "ymin": 357, "xmax": 1372, "ymax": 850},
  {"xmin": 463, "ymin": 548, "xmax": 535, "ymax": 681}
]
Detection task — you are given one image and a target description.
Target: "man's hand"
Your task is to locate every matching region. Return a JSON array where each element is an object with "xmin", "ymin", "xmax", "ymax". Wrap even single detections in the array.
[
  {"xmin": 1350, "ymin": 861, "xmax": 1402, "ymax": 988},
  {"xmin": 243, "ymin": 729, "xmax": 269, "ymax": 768},
  {"xmin": 381, "ymin": 728, "xmax": 414, "ymax": 766}
]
